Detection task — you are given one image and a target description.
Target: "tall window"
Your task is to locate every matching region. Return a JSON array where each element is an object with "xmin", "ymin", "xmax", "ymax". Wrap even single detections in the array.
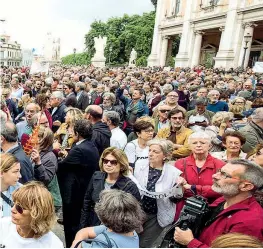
[
  {"xmin": 210, "ymin": 0, "xmax": 219, "ymax": 6},
  {"xmin": 175, "ymin": 0, "xmax": 180, "ymax": 15}
]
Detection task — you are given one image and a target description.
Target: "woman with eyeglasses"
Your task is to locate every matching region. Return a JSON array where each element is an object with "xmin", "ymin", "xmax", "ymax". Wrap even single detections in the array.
[
  {"xmin": 0, "ymin": 153, "xmax": 21, "ymax": 217},
  {"xmin": 79, "ymin": 147, "xmax": 140, "ymax": 229},
  {"xmin": 174, "ymin": 131, "xmax": 225, "ymax": 221},
  {"xmin": 124, "ymin": 119, "xmax": 155, "ymax": 168},
  {"xmin": 0, "ymin": 181, "xmax": 63, "ymax": 247}
]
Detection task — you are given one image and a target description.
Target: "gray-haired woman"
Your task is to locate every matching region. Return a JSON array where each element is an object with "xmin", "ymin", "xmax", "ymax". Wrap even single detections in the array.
[
  {"xmin": 72, "ymin": 189, "xmax": 145, "ymax": 248},
  {"xmin": 130, "ymin": 139, "xmax": 182, "ymax": 248}
]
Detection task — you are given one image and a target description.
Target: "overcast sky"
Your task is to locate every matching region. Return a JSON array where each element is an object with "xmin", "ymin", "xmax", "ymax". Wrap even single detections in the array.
[{"xmin": 0, "ymin": 0, "xmax": 154, "ymax": 56}]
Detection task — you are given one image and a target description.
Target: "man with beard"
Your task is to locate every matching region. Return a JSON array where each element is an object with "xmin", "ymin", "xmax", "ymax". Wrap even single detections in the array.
[{"xmin": 173, "ymin": 159, "xmax": 263, "ymax": 247}]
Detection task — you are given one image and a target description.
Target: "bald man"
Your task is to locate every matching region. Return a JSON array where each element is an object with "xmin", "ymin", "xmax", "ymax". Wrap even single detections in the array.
[{"xmin": 85, "ymin": 105, "xmax": 111, "ymax": 155}]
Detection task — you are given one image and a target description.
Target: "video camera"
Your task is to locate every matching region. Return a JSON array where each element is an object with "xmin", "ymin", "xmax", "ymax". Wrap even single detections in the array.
[{"xmin": 153, "ymin": 195, "xmax": 210, "ymax": 248}]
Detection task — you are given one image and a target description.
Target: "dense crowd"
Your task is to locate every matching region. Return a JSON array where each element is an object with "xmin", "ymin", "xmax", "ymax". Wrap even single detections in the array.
[{"xmin": 1, "ymin": 65, "xmax": 263, "ymax": 248}]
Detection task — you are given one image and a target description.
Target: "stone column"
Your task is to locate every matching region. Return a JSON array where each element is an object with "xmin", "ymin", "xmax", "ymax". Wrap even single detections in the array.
[
  {"xmin": 191, "ymin": 31, "xmax": 204, "ymax": 68},
  {"xmin": 160, "ymin": 36, "xmax": 169, "ymax": 67},
  {"xmin": 244, "ymin": 23, "xmax": 256, "ymax": 68},
  {"xmin": 214, "ymin": 0, "xmax": 240, "ymax": 69},
  {"xmin": 147, "ymin": 0, "xmax": 164, "ymax": 67}
]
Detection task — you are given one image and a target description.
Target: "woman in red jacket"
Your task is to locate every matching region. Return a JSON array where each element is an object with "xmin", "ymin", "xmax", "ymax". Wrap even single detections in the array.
[{"xmin": 174, "ymin": 131, "xmax": 225, "ymax": 221}]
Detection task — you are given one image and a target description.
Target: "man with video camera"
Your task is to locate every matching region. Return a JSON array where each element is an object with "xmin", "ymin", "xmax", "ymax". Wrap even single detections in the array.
[{"xmin": 174, "ymin": 159, "xmax": 263, "ymax": 247}]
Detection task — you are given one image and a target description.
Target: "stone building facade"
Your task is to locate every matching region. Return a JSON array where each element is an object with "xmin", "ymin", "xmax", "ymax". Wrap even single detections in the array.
[
  {"xmin": 148, "ymin": 0, "xmax": 263, "ymax": 69},
  {"xmin": 0, "ymin": 34, "xmax": 22, "ymax": 67},
  {"xmin": 43, "ymin": 32, "xmax": 61, "ymax": 63}
]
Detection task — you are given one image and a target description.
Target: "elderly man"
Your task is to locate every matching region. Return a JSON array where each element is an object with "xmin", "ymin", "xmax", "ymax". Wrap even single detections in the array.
[
  {"xmin": 174, "ymin": 159, "xmax": 263, "ymax": 247},
  {"xmin": 75, "ymin": 82, "xmax": 89, "ymax": 111},
  {"xmin": 85, "ymin": 105, "xmax": 111, "ymax": 155},
  {"xmin": 186, "ymin": 97, "xmax": 214, "ymax": 132},
  {"xmin": 16, "ymin": 102, "xmax": 39, "ymax": 140},
  {"xmin": 154, "ymin": 104, "xmax": 172, "ymax": 133},
  {"xmin": 157, "ymin": 109, "xmax": 193, "ymax": 159},
  {"xmin": 102, "ymin": 111, "xmax": 127, "ymax": 149},
  {"xmin": 240, "ymin": 107, "xmax": 263, "ymax": 153},
  {"xmin": 207, "ymin": 90, "xmax": 229, "ymax": 113},
  {"xmin": 50, "ymin": 91, "xmax": 67, "ymax": 132},
  {"xmin": 1, "ymin": 121, "xmax": 33, "ymax": 183}
]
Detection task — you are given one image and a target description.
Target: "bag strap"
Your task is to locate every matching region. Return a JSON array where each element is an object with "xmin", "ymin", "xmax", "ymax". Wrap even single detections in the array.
[
  {"xmin": 183, "ymin": 158, "xmax": 188, "ymax": 183},
  {"xmin": 74, "ymin": 232, "xmax": 118, "ymax": 248},
  {"xmin": 1, "ymin": 192, "xmax": 14, "ymax": 207}
]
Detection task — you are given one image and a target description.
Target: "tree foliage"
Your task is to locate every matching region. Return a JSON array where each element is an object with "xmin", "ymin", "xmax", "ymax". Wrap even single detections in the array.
[
  {"xmin": 61, "ymin": 52, "xmax": 90, "ymax": 65},
  {"xmin": 151, "ymin": 0, "xmax": 158, "ymax": 9}
]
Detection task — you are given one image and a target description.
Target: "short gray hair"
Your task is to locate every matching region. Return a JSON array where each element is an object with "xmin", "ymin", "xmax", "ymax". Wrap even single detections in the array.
[
  {"xmin": 0, "ymin": 110, "xmax": 7, "ymax": 123},
  {"xmin": 195, "ymin": 97, "xmax": 208, "ymax": 106},
  {"xmin": 0, "ymin": 121, "xmax": 18, "ymax": 142},
  {"xmin": 95, "ymin": 189, "xmax": 145, "ymax": 233},
  {"xmin": 147, "ymin": 139, "xmax": 174, "ymax": 161},
  {"xmin": 251, "ymin": 107, "xmax": 263, "ymax": 123},
  {"xmin": 103, "ymin": 92, "xmax": 116, "ymax": 104},
  {"xmin": 208, "ymin": 89, "xmax": 220, "ymax": 96},
  {"xmin": 188, "ymin": 131, "xmax": 211, "ymax": 144},
  {"xmin": 103, "ymin": 111, "xmax": 120, "ymax": 127},
  {"xmin": 162, "ymin": 84, "xmax": 173, "ymax": 92},
  {"xmin": 75, "ymin": 82, "xmax": 86, "ymax": 90},
  {"xmin": 51, "ymin": 91, "xmax": 64, "ymax": 100},
  {"xmin": 229, "ymin": 159, "xmax": 263, "ymax": 190}
]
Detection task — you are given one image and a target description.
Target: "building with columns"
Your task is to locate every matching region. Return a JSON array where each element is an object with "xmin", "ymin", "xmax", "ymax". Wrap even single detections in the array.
[
  {"xmin": 148, "ymin": 0, "xmax": 263, "ymax": 69},
  {"xmin": 0, "ymin": 34, "xmax": 22, "ymax": 67}
]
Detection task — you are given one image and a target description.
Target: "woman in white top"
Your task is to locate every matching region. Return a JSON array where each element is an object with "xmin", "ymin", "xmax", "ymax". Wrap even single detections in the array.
[
  {"xmin": 131, "ymin": 139, "xmax": 182, "ymax": 248},
  {"xmin": 0, "ymin": 181, "xmax": 63, "ymax": 248},
  {"xmin": 124, "ymin": 119, "xmax": 154, "ymax": 168},
  {"xmin": 1, "ymin": 153, "xmax": 22, "ymax": 217}
]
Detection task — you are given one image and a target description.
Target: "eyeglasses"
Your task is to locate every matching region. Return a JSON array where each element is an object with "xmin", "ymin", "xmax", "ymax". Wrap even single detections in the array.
[
  {"xmin": 167, "ymin": 95, "xmax": 179, "ymax": 98},
  {"xmin": 170, "ymin": 116, "xmax": 183, "ymax": 120},
  {"xmin": 102, "ymin": 158, "xmax": 118, "ymax": 166},
  {"xmin": 159, "ymin": 109, "xmax": 170, "ymax": 113},
  {"xmin": 256, "ymin": 150, "xmax": 263, "ymax": 156},
  {"xmin": 216, "ymin": 169, "xmax": 247, "ymax": 182},
  {"xmin": 142, "ymin": 129, "xmax": 154, "ymax": 133}
]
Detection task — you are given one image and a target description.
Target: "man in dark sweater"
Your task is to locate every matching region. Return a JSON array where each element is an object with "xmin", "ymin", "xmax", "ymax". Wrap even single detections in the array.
[
  {"xmin": 0, "ymin": 121, "xmax": 33, "ymax": 184},
  {"xmin": 207, "ymin": 89, "xmax": 229, "ymax": 113},
  {"xmin": 84, "ymin": 105, "xmax": 111, "ymax": 155}
]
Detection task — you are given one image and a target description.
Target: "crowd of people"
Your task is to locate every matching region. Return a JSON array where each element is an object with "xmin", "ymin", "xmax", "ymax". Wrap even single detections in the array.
[{"xmin": 1, "ymin": 64, "xmax": 263, "ymax": 248}]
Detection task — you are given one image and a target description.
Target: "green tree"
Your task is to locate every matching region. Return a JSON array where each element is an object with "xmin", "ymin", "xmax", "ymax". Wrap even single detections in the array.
[
  {"xmin": 61, "ymin": 52, "xmax": 90, "ymax": 65},
  {"xmin": 151, "ymin": 0, "xmax": 157, "ymax": 9}
]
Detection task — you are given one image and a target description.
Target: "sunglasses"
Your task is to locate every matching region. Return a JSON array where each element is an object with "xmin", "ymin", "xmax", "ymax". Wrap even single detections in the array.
[
  {"xmin": 102, "ymin": 158, "xmax": 118, "ymax": 166},
  {"xmin": 159, "ymin": 109, "xmax": 170, "ymax": 113},
  {"xmin": 13, "ymin": 203, "xmax": 24, "ymax": 214}
]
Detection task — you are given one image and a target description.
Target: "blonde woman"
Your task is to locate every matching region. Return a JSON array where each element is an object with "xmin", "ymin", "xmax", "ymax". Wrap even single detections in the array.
[
  {"xmin": 54, "ymin": 107, "xmax": 84, "ymax": 152},
  {"xmin": 0, "ymin": 153, "xmax": 21, "ymax": 217},
  {"xmin": 80, "ymin": 147, "xmax": 140, "ymax": 229},
  {"xmin": 205, "ymin": 111, "xmax": 234, "ymax": 152},
  {"xmin": 0, "ymin": 181, "xmax": 63, "ymax": 247}
]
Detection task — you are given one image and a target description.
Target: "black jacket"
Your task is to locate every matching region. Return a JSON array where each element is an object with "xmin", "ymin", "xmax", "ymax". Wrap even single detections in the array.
[
  {"xmin": 8, "ymin": 144, "xmax": 33, "ymax": 184},
  {"xmin": 92, "ymin": 121, "xmax": 111, "ymax": 155},
  {"xmin": 65, "ymin": 93, "xmax": 77, "ymax": 108},
  {"xmin": 51, "ymin": 102, "xmax": 67, "ymax": 133},
  {"xmin": 80, "ymin": 171, "xmax": 141, "ymax": 228},
  {"xmin": 57, "ymin": 139, "xmax": 100, "ymax": 247},
  {"xmin": 76, "ymin": 91, "xmax": 89, "ymax": 112}
]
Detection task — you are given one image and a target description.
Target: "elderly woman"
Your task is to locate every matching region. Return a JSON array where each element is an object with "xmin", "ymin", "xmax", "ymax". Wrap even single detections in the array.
[
  {"xmin": 30, "ymin": 126, "xmax": 62, "ymax": 215},
  {"xmin": 0, "ymin": 153, "xmax": 22, "ymax": 217},
  {"xmin": 212, "ymin": 131, "xmax": 247, "ymax": 162},
  {"xmin": 54, "ymin": 107, "xmax": 84, "ymax": 153},
  {"xmin": 0, "ymin": 181, "xmax": 63, "ymax": 247},
  {"xmin": 205, "ymin": 111, "xmax": 234, "ymax": 152},
  {"xmin": 73, "ymin": 189, "xmax": 145, "ymax": 248},
  {"xmin": 100, "ymin": 92, "xmax": 124, "ymax": 121},
  {"xmin": 80, "ymin": 147, "xmax": 140, "ymax": 229},
  {"xmin": 174, "ymin": 131, "xmax": 225, "ymax": 221},
  {"xmin": 131, "ymin": 139, "xmax": 182, "ymax": 248},
  {"xmin": 124, "ymin": 119, "xmax": 154, "ymax": 168}
]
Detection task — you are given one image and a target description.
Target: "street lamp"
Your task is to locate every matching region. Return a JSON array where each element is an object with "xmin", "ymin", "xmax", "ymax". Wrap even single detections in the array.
[
  {"xmin": 73, "ymin": 48, "xmax": 76, "ymax": 65},
  {"xmin": 241, "ymin": 33, "xmax": 252, "ymax": 70},
  {"xmin": 109, "ymin": 46, "xmax": 113, "ymax": 64}
]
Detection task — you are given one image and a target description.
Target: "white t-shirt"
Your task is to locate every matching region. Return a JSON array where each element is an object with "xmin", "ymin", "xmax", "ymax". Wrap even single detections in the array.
[
  {"xmin": 110, "ymin": 127, "xmax": 127, "ymax": 150},
  {"xmin": 124, "ymin": 139, "xmax": 149, "ymax": 166},
  {"xmin": 0, "ymin": 217, "xmax": 63, "ymax": 248}
]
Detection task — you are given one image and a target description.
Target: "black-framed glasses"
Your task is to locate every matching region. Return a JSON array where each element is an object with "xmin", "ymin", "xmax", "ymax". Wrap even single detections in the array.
[{"xmin": 102, "ymin": 158, "xmax": 118, "ymax": 166}]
